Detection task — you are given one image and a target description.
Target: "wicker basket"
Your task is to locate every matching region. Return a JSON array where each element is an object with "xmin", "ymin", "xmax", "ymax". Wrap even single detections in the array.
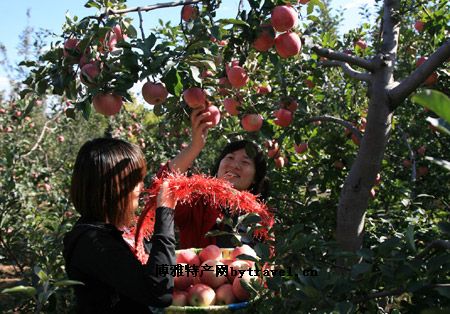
[{"xmin": 165, "ymin": 248, "xmax": 251, "ymax": 313}]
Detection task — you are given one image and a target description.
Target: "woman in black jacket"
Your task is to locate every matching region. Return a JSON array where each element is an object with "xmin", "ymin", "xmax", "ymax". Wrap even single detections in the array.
[{"xmin": 63, "ymin": 138, "xmax": 177, "ymax": 313}]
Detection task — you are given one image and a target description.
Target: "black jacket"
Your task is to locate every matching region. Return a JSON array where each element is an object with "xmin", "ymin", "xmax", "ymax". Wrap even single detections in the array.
[{"xmin": 63, "ymin": 207, "xmax": 175, "ymax": 313}]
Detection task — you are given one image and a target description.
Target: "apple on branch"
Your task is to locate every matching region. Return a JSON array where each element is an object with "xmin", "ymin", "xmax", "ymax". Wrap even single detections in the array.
[
  {"xmin": 271, "ymin": 5, "xmax": 298, "ymax": 32},
  {"xmin": 142, "ymin": 82, "xmax": 169, "ymax": 105},
  {"xmin": 275, "ymin": 32, "xmax": 302, "ymax": 58}
]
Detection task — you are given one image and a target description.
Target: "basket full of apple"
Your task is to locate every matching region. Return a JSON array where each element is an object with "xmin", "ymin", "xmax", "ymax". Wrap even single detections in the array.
[{"xmin": 165, "ymin": 244, "xmax": 261, "ymax": 313}]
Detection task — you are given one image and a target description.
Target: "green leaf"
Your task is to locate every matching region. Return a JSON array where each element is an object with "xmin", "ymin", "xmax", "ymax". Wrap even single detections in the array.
[
  {"xmin": 125, "ymin": 25, "xmax": 138, "ymax": 39},
  {"xmin": 351, "ymin": 262, "xmax": 372, "ymax": 278},
  {"xmin": 161, "ymin": 68, "xmax": 183, "ymax": 97},
  {"xmin": 411, "ymin": 89, "xmax": 450, "ymax": 124},
  {"xmin": 1, "ymin": 285, "xmax": 36, "ymax": 296},
  {"xmin": 406, "ymin": 224, "xmax": 416, "ymax": 252},
  {"xmin": 426, "ymin": 117, "xmax": 450, "ymax": 136},
  {"xmin": 425, "ymin": 156, "xmax": 450, "ymax": 171},
  {"xmin": 435, "ymin": 286, "xmax": 450, "ymax": 299},
  {"xmin": 219, "ymin": 19, "xmax": 250, "ymax": 27},
  {"xmin": 54, "ymin": 280, "xmax": 84, "ymax": 287},
  {"xmin": 240, "ymin": 213, "xmax": 262, "ymax": 225},
  {"xmin": 204, "ymin": 230, "xmax": 233, "ymax": 238},
  {"xmin": 218, "ymin": 19, "xmax": 249, "ymax": 27},
  {"xmin": 190, "ymin": 66, "xmax": 202, "ymax": 84},
  {"xmin": 75, "ymin": 99, "xmax": 91, "ymax": 120},
  {"xmin": 254, "ymin": 242, "xmax": 270, "ymax": 259}
]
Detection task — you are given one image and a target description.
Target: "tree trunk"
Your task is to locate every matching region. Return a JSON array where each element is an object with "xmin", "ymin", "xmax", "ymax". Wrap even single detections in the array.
[{"xmin": 336, "ymin": 0, "xmax": 400, "ymax": 252}]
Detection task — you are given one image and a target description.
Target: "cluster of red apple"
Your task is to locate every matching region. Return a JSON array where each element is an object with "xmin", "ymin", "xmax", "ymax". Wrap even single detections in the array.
[
  {"xmin": 171, "ymin": 244, "xmax": 260, "ymax": 307},
  {"xmin": 253, "ymin": 3, "xmax": 306, "ymax": 59},
  {"xmin": 0, "ymin": 101, "xmax": 41, "ymax": 133},
  {"xmin": 63, "ymin": 24, "xmax": 126, "ymax": 116},
  {"xmin": 264, "ymin": 137, "xmax": 308, "ymax": 169}
]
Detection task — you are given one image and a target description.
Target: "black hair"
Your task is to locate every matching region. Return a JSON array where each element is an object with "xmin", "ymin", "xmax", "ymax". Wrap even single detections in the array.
[
  {"xmin": 211, "ymin": 140, "xmax": 269, "ymax": 201},
  {"xmin": 71, "ymin": 138, "xmax": 146, "ymax": 227}
]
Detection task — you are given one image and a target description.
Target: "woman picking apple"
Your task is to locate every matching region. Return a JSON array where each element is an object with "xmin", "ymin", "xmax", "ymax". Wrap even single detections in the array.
[
  {"xmin": 157, "ymin": 106, "xmax": 270, "ymax": 249},
  {"xmin": 63, "ymin": 138, "xmax": 177, "ymax": 313}
]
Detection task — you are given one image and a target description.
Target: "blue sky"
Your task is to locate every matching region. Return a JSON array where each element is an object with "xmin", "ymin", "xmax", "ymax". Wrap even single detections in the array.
[{"xmin": 0, "ymin": 0, "xmax": 375, "ymax": 93}]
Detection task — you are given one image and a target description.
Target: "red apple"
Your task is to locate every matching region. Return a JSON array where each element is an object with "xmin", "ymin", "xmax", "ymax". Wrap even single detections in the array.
[
  {"xmin": 285, "ymin": 100, "xmax": 298, "ymax": 112},
  {"xmin": 271, "ymin": 5, "xmax": 298, "ymax": 32},
  {"xmin": 181, "ymin": 4, "xmax": 197, "ymax": 22},
  {"xmin": 256, "ymin": 84, "xmax": 272, "ymax": 94},
  {"xmin": 275, "ymin": 32, "xmax": 302, "ymax": 58},
  {"xmin": 202, "ymin": 105, "xmax": 221, "ymax": 126},
  {"xmin": 369, "ymin": 188, "xmax": 376, "ymax": 199},
  {"xmin": 298, "ymin": 0, "xmax": 310, "ymax": 4},
  {"xmin": 334, "ymin": 160, "xmax": 344, "ymax": 170},
  {"xmin": 253, "ymin": 25, "xmax": 275, "ymax": 52},
  {"xmin": 274, "ymin": 108, "xmax": 293, "ymax": 127},
  {"xmin": 375, "ymin": 173, "xmax": 381, "ymax": 185},
  {"xmin": 305, "ymin": 79, "xmax": 315, "ymax": 89},
  {"xmin": 418, "ymin": 166, "xmax": 429, "ymax": 177},
  {"xmin": 274, "ymin": 156, "xmax": 286, "ymax": 168},
  {"xmin": 227, "ymin": 260, "xmax": 251, "ymax": 283},
  {"xmin": 215, "ymin": 284, "xmax": 236, "ymax": 305},
  {"xmin": 199, "ymin": 260, "xmax": 228, "ymax": 289},
  {"xmin": 417, "ymin": 145, "xmax": 426, "ymax": 156},
  {"xmin": 226, "ymin": 66, "xmax": 249, "ymax": 88},
  {"xmin": 232, "ymin": 273, "xmax": 252, "ymax": 301},
  {"xmin": 112, "ymin": 24, "xmax": 125, "ymax": 42},
  {"xmin": 63, "ymin": 38, "xmax": 80, "ymax": 60},
  {"xmin": 267, "ymin": 142, "xmax": 280, "ymax": 158},
  {"xmin": 142, "ymin": 82, "xmax": 169, "ymax": 105},
  {"xmin": 223, "ymin": 98, "xmax": 240, "ymax": 116},
  {"xmin": 231, "ymin": 245, "xmax": 257, "ymax": 265},
  {"xmin": 241, "ymin": 114, "xmax": 263, "ymax": 132},
  {"xmin": 351, "ymin": 134, "xmax": 361, "ymax": 146},
  {"xmin": 174, "ymin": 263, "xmax": 194, "ymax": 291},
  {"xmin": 294, "ymin": 142, "xmax": 308, "ymax": 154},
  {"xmin": 199, "ymin": 244, "xmax": 222, "ymax": 262},
  {"xmin": 93, "ymin": 93, "xmax": 123, "ymax": 116},
  {"xmin": 80, "ymin": 62, "xmax": 101, "ymax": 87},
  {"xmin": 183, "ymin": 87, "xmax": 206, "ymax": 108},
  {"xmin": 172, "ymin": 291, "xmax": 188, "ymax": 306},
  {"xmin": 414, "ymin": 20, "xmax": 425, "ymax": 32},
  {"xmin": 201, "ymin": 70, "xmax": 214, "ymax": 79},
  {"xmin": 354, "ymin": 39, "xmax": 367, "ymax": 50},
  {"xmin": 57, "ymin": 135, "xmax": 65, "ymax": 143},
  {"xmin": 188, "ymin": 283, "xmax": 216, "ymax": 306},
  {"xmin": 14, "ymin": 111, "xmax": 22, "ymax": 118},
  {"xmin": 177, "ymin": 249, "xmax": 201, "ymax": 266}
]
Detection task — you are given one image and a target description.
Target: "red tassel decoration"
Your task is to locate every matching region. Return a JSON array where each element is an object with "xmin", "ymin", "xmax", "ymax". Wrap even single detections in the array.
[{"xmin": 124, "ymin": 172, "xmax": 274, "ymax": 264}]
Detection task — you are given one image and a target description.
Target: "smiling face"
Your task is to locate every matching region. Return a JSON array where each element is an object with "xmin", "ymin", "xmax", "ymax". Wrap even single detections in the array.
[{"xmin": 217, "ymin": 148, "xmax": 256, "ymax": 191}]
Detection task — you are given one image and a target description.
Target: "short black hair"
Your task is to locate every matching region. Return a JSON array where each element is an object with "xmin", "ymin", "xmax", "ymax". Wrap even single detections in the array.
[
  {"xmin": 71, "ymin": 138, "xmax": 147, "ymax": 227},
  {"xmin": 211, "ymin": 140, "xmax": 269, "ymax": 201}
]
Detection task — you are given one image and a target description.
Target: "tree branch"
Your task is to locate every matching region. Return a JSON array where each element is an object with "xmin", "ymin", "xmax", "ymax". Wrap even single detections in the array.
[
  {"xmin": 307, "ymin": 115, "xmax": 363, "ymax": 140},
  {"xmin": 102, "ymin": 0, "xmax": 203, "ymax": 17},
  {"xmin": 312, "ymin": 46, "xmax": 375, "ymax": 71},
  {"xmin": 389, "ymin": 39, "xmax": 450, "ymax": 105},
  {"xmin": 322, "ymin": 60, "xmax": 372, "ymax": 81},
  {"xmin": 21, "ymin": 112, "xmax": 62, "ymax": 159}
]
